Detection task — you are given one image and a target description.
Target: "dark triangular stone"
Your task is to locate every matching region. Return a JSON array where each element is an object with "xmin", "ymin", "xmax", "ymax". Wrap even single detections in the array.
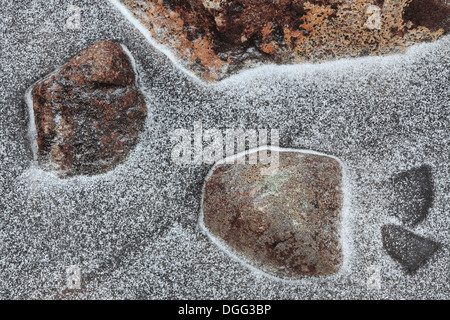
[
  {"xmin": 390, "ymin": 165, "xmax": 433, "ymax": 226},
  {"xmin": 382, "ymin": 224, "xmax": 439, "ymax": 273}
]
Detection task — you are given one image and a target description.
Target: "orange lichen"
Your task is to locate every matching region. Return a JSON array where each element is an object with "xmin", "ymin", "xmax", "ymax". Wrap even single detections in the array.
[
  {"xmin": 121, "ymin": 0, "xmax": 449, "ymax": 81},
  {"xmin": 261, "ymin": 41, "xmax": 279, "ymax": 54},
  {"xmin": 290, "ymin": 0, "xmax": 445, "ymax": 62},
  {"xmin": 192, "ymin": 36, "xmax": 225, "ymax": 79},
  {"xmin": 299, "ymin": 3, "xmax": 335, "ymax": 34},
  {"xmin": 123, "ymin": 0, "xmax": 226, "ymax": 81}
]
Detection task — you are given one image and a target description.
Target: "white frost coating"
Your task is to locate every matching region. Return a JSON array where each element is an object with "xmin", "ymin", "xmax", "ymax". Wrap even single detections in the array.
[
  {"xmin": 198, "ymin": 146, "xmax": 354, "ymax": 283},
  {"xmin": 25, "ymin": 85, "xmax": 38, "ymax": 163},
  {"xmin": 121, "ymin": 42, "xmax": 153, "ymax": 122},
  {"xmin": 121, "ymin": 43, "xmax": 140, "ymax": 83},
  {"xmin": 107, "ymin": 0, "xmax": 204, "ymax": 85}
]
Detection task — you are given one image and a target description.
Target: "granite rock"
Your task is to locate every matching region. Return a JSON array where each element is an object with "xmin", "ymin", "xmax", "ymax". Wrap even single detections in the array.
[
  {"xmin": 31, "ymin": 40, "xmax": 148, "ymax": 178},
  {"xmin": 202, "ymin": 150, "xmax": 344, "ymax": 278},
  {"xmin": 123, "ymin": 0, "xmax": 450, "ymax": 80}
]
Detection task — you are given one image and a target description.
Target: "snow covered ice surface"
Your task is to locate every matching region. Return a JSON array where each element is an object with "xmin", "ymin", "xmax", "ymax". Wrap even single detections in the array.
[{"xmin": 0, "ymin": 0, "xmax": 449, "ymax": 299}]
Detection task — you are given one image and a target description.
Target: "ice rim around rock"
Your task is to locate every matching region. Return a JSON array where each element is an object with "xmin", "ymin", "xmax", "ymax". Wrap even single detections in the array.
[
  {"xmin": 108, "ymin": 0, "xmax": 205, "ymax": 85},
  {"xmin": 24, "ymin": 43, "xmax": 150, "ymax": 180},
  {"xmin": 198, "ymin": 146, "xmax": 353, "ymax": 282}
]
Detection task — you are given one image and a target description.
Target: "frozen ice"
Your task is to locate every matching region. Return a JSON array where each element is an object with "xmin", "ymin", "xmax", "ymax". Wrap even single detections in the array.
[{"xmin": 0, "ymin": 0, "xmax": 448, "ymax": 299}]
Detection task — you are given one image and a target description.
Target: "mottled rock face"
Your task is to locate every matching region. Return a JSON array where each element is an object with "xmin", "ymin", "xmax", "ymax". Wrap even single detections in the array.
[
  {"xmin": 123, "ymin": 0, "xmax": 449, "ymax": 80},
  {"xmin": 403, "ymin": 0, "xmax": 450, "ymax": 32},
  {"xmin": 202, "ymin": 151, "xmax": 344, "ymax": 278},
  {"xmin": 32, "ymin": 40, "xmax": 147, "ymax": 178}
]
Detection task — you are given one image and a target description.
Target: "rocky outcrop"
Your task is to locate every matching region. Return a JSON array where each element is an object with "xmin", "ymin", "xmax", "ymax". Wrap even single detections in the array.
[
  {"xmin": 202, "ymin": 150, "xmax": 344, "ymax": 278},
  {"xmin": 32, "ymin": 40, "xmax": 147, "ymax": 178},
  {"xmin": 122, "ymin": 0, "xmax": 449, "ymax": 81}
]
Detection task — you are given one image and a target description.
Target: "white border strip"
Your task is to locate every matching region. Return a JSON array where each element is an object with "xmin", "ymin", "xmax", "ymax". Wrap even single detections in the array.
[{"xmin": 198, "ymin": 146, "xmax": 353, "ymax": 283}]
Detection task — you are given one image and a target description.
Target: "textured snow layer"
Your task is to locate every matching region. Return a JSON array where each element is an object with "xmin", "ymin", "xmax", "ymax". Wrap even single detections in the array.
[{"xmin": 0, "ymin": 0, "xmax": 448, "ymax": 299}]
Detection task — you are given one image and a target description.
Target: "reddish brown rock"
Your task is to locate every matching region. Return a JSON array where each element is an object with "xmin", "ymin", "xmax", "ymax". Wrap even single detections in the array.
[
  {"xmin": 202, "ymin": 150, "xmax": 344, "ymax": 278},
  {"xmin": 32, "ymin": 40, "xmax": 147, "ymax": 178},
  {"xmin": 123, "ymin": 0, "xmax": 449, "ymax": 81}
]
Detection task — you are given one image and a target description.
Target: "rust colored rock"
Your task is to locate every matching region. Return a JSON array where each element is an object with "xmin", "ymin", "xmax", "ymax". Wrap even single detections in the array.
[
  {"xmin": 202, "ymin": 150, "xmax": 344, "ymax": 278},
  {"xmin": 32, "ymin": 40, "xmax": 147, "ymax": 178},
  {"xmin": 123, "ymin": 0, "xmax": 449, "ymax": 81}
]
